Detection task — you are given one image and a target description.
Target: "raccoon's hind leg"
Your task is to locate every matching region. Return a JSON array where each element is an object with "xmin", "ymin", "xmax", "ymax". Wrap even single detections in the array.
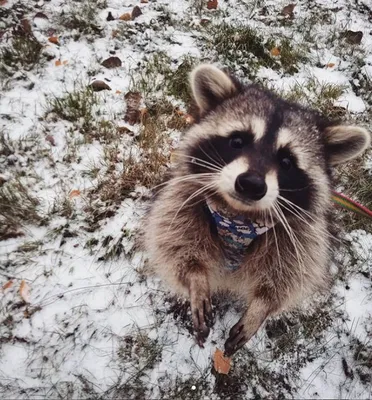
[
  {"xmin": 224, "ymin": 298, "xmax": 271, "ymax": 356},
  {"xmin": 180, "ymin": 263, "xmax": 214, "ymax": 346}
]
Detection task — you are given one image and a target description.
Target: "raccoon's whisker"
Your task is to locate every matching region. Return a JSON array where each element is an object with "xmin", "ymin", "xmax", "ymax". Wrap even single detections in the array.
[
  {"xmin": 277, "ymin": 199, "xmax": 312, "ymax": 226},
  {"xmin": 273, "ymin": 203, "xmax": 306, "ymax": 252},
  {"xmin": 269, "ymin": 209, "xmax": 283, "ymax": 272},
  {"xmin": 277, "ymin": 198, "xmax": 323, "ymax": 233},
  {"xmin": 169, "ymin": 182, "xmax": 218, "ymax": 230},
  {"xmin": 151, "ymin": 173, "xmax": 215, "ymax": 190},
  {"xmin": 273, "ymin": 203, "xmax": 307, "ymax": 285},
  {"xmin": 198, "ymin": 144, "xmax": 224, "ymax": 169},
  {"xmin": 274, "ymin": 205, "xmax": 307, "ymax": 295},
  {"xmin": 178, "ymin": 188, "xmax": 219, "ymax": 240},
  {"xmin": 176, "ymin": 154, "xmax": 222, "ymax": 172},
  {"xmin": 277, "ymin": 196, "xmax": 317, "ymax": 222},
  {"xmin": 277, "ymin": 198, "xmax": 340, "ymax": 244},
  {"xmin": 184, "ymin": 188, "xmax": 220, "ymax": 210},
  {"xmin": 208, "ymin": 142, "xmax": 226, "ymax": 168},
  {"xmin": 186, "ymin": 160, "xmax": 221, "ymax": 173},
  {"xmin": 273, "ymin": 204, "xmax": 306, "ymax": 261}
]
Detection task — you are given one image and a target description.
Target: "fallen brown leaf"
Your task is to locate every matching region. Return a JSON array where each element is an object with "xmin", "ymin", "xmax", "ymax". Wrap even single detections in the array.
[
  {"xmin": 132, "ymin": 6, "xmax": 142, "ymax": 19},
  {"xmin": 3, "ymin": 280, "xmax": 13, "ymax": 290},
  {"xmin": 119, "ymin": 13, "xmax": 131, "ymax": 21},
  {"xmin": 213, "ymin": 348, "xmax": 231, "ymax": 374},
  {"xmin": 69, "ymin": 189, "xmax": 81, "ymax": 199},
  {"xmin": 341, "ymin": 30, "xmax": 363, "ymax": 45},
  {"xmin": 124, "ymin": 92, "xmax": 142, "ymax": 125},
  {"xmin": 20, "ymin": 19, "xmax": 32, "ymax": 35},
  {"xmin": 326, "ymin": 62, "xmax": 335, "ymax": 68},
  {"xmin": 20, "ymin": 280, "xmax": 30, "ymax": 303},
  {"xmin": 90, "ymin": 80, "xmax": 111, "ymax": 92},
  {"xmin": 34, "ymin": 12, "xmax": 48, "ymax": 20},
  {"xmin": 207, "ymin": 0, "xmax": 218, "ymax": 10},
  {"xmin": 48, "ymin": 36, "xmax": 59, "ymax": 45},
  {"xmin": 101, "ymin": 56, "xmax": 122, "ymax": 69},
  {"xmin": 270, "ymin": 47, "xmax": 281, "ymax": 56},
  {"xmin": 55, "ymin": 59, "xmax": 62, "ymax": 66},
  {"xmin": 281, "ymin": 3, "xmax": 296, "ymax": 17},
  {"xmin": 45, "ymin": 135, "xmax": 56, "ymax": 146}
]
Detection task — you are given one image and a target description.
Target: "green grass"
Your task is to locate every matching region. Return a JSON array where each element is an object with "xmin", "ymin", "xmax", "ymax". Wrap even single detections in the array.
[
  {"xmin": 281, "ymin": 78, "xmax": 347, "ymax": 119},
  {"xmin": 277, "ymin": 38, "xmax": 308, "ymax": 75},
  {"xmin": 202, "ymin": 23, "xmax": 307, "ymax": 78},
  {"xmin": 46, "ymin": 87, "xmax": 122, "ymax": 145},
  {"xmin": 0, "ymin": 34, "xmax": 43, "ymax": 76},
  {"xmin": 0, "ymin": 179, "xmax": 43, "ymax": 241},
  {"xmin": 46, "ymin": 87, "xmax": 98, "ymax": 131},
  {"xmin": 131, "ymin": 52, "xmax": 197, "ymax": 104},
  {"xmin": 59, "ymin": 0, "xmax": 107, "ymax": 37}
]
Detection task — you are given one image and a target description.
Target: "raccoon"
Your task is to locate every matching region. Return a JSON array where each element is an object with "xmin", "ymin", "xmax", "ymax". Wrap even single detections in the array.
[{"xmin": 143, "ymin": 64, "xmax": 370, "ymax": 356}]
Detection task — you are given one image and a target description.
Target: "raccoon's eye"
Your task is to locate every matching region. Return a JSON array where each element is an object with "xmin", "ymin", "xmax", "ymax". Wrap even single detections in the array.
[
  {"xmin": 280, "ymin": 157, "xmax": 292, "ymax": 170},
  {"xmin": 229, "ymin": 133, "xmax": 245, "ymax": 149}
]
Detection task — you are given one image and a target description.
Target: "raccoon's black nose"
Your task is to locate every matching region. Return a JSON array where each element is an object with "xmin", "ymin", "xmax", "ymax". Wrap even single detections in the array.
[{"xmin": 235, "ymin": 172, "xmax": 267, "ymax": 200}]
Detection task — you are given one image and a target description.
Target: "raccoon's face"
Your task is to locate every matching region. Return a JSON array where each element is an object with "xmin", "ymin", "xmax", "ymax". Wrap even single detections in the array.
[{"xmin": 179, "ymin": 65, "xmax": 370, "ymax": 215}]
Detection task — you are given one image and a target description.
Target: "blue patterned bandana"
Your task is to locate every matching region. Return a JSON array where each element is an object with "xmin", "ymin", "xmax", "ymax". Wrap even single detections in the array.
[{"xmin": 206, "ymin": 201, "xmax": 274, "ymax": 271}]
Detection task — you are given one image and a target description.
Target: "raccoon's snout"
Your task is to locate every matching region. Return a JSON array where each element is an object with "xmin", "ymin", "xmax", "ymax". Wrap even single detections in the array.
[{"xmin": 235, "ymin": 172, "xmax": 267, "ymax": 201}]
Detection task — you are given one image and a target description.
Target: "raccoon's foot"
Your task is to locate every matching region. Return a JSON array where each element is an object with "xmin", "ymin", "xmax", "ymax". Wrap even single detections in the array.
[
  {"xmin": 189, "ymin": 276, "xmax": 213, "ymax": 347},
  {"xmin": 224, "ymin": 298, "xmax": 269, "ymax": 356},
  {"xmin": 224, "ymin": 318, "xmax": 246, "ymax": 356}
]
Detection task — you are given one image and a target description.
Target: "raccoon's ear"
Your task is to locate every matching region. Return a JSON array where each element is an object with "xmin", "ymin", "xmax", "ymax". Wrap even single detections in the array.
[
  {"xmin": 324, "ymin": 125, "xmax": 371, "ymax": 165},
  {"xmin": 190, "ymin": 64, "xmax": 239, "ymax": 115}
]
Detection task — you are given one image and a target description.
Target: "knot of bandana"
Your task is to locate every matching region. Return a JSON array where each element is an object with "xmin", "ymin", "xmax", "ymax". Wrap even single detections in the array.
[{"xmin": 206, "ymin": 201, "xmax": 274, "ymax": 271}]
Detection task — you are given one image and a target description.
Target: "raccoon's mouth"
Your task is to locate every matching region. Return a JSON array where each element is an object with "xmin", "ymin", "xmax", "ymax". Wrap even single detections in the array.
[
  {"xmin": 223, "ymin": 192, "xmax": 277, "ymax": 213},
  {"xmin": 230, "ymin": 193, "xmax": 255, "ymax": 206},
  {"xmin": 225, "ymin": 193, "xmax": 266, "ymax": 212}
]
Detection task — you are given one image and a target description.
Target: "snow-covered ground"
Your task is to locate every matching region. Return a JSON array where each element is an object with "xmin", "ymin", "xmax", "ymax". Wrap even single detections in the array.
[{"xmin": 1, "ymin": 0, "xmax": 372, "ymax": 398}]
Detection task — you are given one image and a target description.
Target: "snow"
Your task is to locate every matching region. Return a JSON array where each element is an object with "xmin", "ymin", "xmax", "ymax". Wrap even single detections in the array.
[{"xmin": 1, "ymin": 0, "xmax": 372, "ymax": 398}]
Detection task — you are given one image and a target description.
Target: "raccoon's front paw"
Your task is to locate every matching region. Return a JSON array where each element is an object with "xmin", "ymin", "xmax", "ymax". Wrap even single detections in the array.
[
  {"xmin": 224, "ymin": 319, "xmax": 247, "ymax": 356},
  {"xmin": 191, "ymin": 295, "xmax": 213, "ymax": 347},
  {"xmin": 189, "ymin": 277, "xmax": 213, "ymax": 346}
]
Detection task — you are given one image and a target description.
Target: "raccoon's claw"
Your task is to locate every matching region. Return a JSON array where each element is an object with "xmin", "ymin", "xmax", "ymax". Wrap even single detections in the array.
[
  {"xmin": 191, "ymin": 297, "xmax": 213, "ymax": 347},
  {"xmin": 224, "ymin": 320, "xmax": 247, "ymax": 357}
]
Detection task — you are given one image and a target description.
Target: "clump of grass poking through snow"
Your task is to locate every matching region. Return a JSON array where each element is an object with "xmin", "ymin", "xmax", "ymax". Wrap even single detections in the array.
[
  {"xmin": 0, "ymin": 33, "xmax": 43, "ymax": 76},
  {"xmin": 112, "ymin": 332, "xmax": 163, "ymax": 398},
  {"xmin": 46, "ymin": 86, "xmax": 98, "ymax": 132},
  {"xmin": 166, "ymin": 56, "xmax": 197, "ymax": 105},
  {"xmin": 282, "ymin": 78, "xmax": 347, "ymax": 119},
  {"xmin": 132, "ymin": 52, "xmax": 197, "ymax": 105},
  {"xmin": 59, "ymin": 0, "xmax": 107, "ymax": 37},
  {"xmin": 203, "ymin": 23, "xmax": 307, "ymax": 78},
  {"xmin": 0, "ymin": 179, "xmax": 43, "ymax": 241}
]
